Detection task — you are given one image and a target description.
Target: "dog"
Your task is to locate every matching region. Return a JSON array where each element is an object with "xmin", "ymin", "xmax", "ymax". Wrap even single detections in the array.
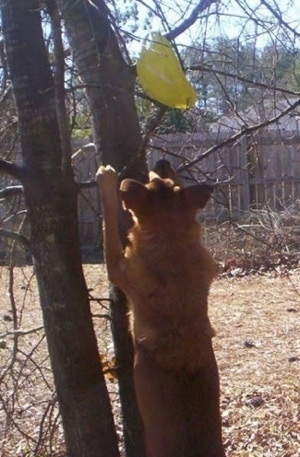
[{"xmin": 96, "ymin": 160, "xmax": 225, "ymax": 457}]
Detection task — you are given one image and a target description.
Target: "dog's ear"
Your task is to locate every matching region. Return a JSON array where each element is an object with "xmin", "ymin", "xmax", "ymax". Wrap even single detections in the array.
[
  {"xmin": 148, "ymin": 171, "xmax": 161, "ymax": 182},
  {"xmin": 120, "ymin": 179, "xmax": 150, "ymax": 212},
  {"xmin": 184, "ymin": 184, "xmax": 214, "ymax": 209},
  {"xmin": 151, "ymin": 159, "xmax": 180, "ymax": 184}
]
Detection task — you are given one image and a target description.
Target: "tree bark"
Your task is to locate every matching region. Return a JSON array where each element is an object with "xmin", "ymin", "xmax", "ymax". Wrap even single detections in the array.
[
  {"xmin": 60, "ymin": 0, "xmax": 148, "ymax": 180},
  {"xmin": 60, "ymin": 2, "xmax": 147, "ymax": 456},
  {"xmin": 1, "ymin": 2, "xmax": 119, "ymax": 456}
]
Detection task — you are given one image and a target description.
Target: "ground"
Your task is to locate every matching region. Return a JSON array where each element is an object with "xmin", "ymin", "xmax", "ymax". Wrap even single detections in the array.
[
  {"xmin": 0, "ymin": 265, "xmax": 299, "ymax": 456},
  {"xmin": 211, "ymin": 271, "xmax": 300, "ymax": 456}
]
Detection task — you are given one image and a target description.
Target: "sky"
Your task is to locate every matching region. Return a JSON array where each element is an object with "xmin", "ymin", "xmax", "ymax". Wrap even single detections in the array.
[{"xmin": 119, "ymin": 0, "xmax": 300, "ymax": 57}]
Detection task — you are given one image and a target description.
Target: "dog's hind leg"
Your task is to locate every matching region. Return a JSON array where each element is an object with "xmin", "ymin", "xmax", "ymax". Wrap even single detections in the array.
[{"xmin": 133, "ymin": 344, "xmax": 186, "ymax": 457}]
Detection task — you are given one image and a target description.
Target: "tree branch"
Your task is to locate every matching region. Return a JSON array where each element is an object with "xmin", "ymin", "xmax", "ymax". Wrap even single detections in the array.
[
  {"xmin": 0, "ymin": 228, "xmax": 31, "ymax": 250},
  {"xmin": 0, "ymin": 84, "xmax": 12, "ymax": 104},
  {"xmin": 0, "ymin": 158, "xmax": 23, "ymax": 180},
  {"xmin": 260, "ymin": 0, "xmax": 300, "ymax": 39},
  {"xmin": 76, "ymin": 180, "xmax": 96, "ymax": 190},
  {"xmin": 177, "ymin": 97, "xmax": 300, "ymax": 172},
  {"xmin": 0, "ymin": 185, "xmax": 23, "ymax": 199},
  {"xmin": 142, "ymin": 106, "xmax": 168, "ymax": 148},
  {"xmin": 46, "ymin": 0, "xmax": 73, "ymax": 170},
  {"xmin": 166, "ymin": 0, "xmax": 219, "ymax": 41},
  {"xmin": 189, "ymin": 64, "xmax": 300, "ymax": 97},
  {"xmin": 0, "ymin": 325, "xmax": 44, "ymax": 339}
]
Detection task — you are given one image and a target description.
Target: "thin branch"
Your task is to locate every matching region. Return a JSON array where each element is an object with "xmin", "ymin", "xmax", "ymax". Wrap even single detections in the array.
[
  {"xmin": 0, "ymin": 84, "xmax": 12, "ymax": 104},
  {"xmin": 8, "ymin": 267, "xmax": 19, "ymax": 361},
  {"xmin": 177, "ymin": 97, "xmax": 300, "ymax": 172},
  {"xmin": 0, "ymin": 325, "xmax": 44, "ymax": 339},
  {"xmin": 136, "ymin": 0, "xmax": 159, "ymax": 19},
  {"xmin": 0, "ymin": 158, "xmax": 23, "ymax": 180},
  {"xmin": 260, "ymin": 0, "xmax": 300, "ymax": 39},
  {"xmin": 151, "ymin": 144, "xmax": 187, "ymax": 161},
  {"xmin": 235, "ymin": 0, "xmax": 276, "ymax": 34},
  {"xmin": 189, "ymin": 64, "xmax": 300, "ymax": 97},
  {"xmin": 0, "ymin": 185, "xmax": 23, "ymax": 199},
  {"xmin": 91, "ymin": 313, "xmax": 111, "ymax": 320},
  {"xmin": 166, "ymin": 0, "xmax": 219, "ymax": 41},
  {"xmin": 0, "ymin": 228, "xmax": 31, "ymax": 250},
  {"xmin": 77, "ymin": 183, "xmax": 99, "ymax": 217},
  {"xmin": 46, "ymin": 0, "xmax": 73, "ymax": 170},
  {"xmin": 110, "ymin": 96, "xmax": 157, "ymax": 178},
  {"xmin": 71, "ymin": 142, "xmax": 95, "ymax": 160},
  {"xmin": 142, "ymin": 106, "xmax": 168, "ymax": 148},
  {"xmin": 77, "ymin": 180, "xmax": 96, "ymax": 190}
]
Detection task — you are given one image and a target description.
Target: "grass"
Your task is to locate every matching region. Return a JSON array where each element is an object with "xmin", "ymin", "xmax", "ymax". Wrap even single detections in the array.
[
  {"xmin": 0, "ymin": 264, "xmax": 299, "ymax": 456},
  {"xmin": 211, "ymin": 272, "xmax": 300, "ymax": 456}
]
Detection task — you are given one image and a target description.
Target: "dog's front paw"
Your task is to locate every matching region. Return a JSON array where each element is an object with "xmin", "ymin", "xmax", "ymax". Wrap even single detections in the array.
[{"xmin": 96, "ymin": 165, "xmax": 118, "ymax": 193}]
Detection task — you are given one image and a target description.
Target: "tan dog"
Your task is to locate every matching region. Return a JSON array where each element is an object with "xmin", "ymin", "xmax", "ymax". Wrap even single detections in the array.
[{"xmin": 97, "ymin": 160, "xmax": 225, "ymax": 457}]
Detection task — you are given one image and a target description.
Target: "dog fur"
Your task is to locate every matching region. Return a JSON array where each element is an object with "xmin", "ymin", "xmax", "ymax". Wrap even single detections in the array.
[{"xmin": 97, "ymin": 160, "xmax": 225, "ymax": 457}]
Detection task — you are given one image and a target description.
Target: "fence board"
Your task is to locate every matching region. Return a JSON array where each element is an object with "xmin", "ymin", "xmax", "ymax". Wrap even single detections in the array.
[
  {"xmin": 151, "ymin": 132, "xmax": 300, "ymax": 220},
  {"xmin": 2, "ymin": 132, "xmax": 299, "ymax": 253}
]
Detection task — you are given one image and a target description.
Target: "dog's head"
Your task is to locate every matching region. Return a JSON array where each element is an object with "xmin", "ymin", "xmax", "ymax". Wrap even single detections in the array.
[{"xmin": 120, "ymin": 160, "xmax": 213, "ymax": 223}]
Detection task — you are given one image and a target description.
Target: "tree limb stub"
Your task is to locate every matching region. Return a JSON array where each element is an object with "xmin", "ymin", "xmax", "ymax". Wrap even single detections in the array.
[{"xmin": 0, "ymin": 185, "xmax": 23, "ymax": 199}]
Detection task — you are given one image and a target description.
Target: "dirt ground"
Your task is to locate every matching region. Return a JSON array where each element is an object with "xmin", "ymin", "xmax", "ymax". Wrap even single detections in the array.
[{"xmin": 0, "ymin": 264, "xmax": 299, "ymax": 456}]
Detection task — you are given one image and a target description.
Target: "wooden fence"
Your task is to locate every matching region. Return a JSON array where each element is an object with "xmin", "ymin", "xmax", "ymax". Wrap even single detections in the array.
[
  {"xmin": 73, "ymin": 141, "xmax": 100, "ymax": 251},
  {"xmin": 149, "ymin": 131, "xmax": 300, "ymax": 221},
  {"xmin": 74, "ymin": 132, "xmax": 300, "ymax": 247},
  {"xmin": 1, "ymin": 132, "xmax": 300, "ymax": 255}
]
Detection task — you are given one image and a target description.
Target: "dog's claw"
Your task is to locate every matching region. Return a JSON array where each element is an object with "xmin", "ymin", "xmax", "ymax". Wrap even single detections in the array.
[{"xmin": 96, "ymin": 165, "xmax": 118, "ymax": 192}]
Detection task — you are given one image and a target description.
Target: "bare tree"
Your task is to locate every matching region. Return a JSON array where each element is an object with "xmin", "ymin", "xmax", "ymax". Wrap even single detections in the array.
[
  {"xmin": 1, "ymin": 0, "xmax": 300, "ymax": 456},
  {"xmin": 0, "ymin": 2, "xmax": 119, "ymax": 457}
]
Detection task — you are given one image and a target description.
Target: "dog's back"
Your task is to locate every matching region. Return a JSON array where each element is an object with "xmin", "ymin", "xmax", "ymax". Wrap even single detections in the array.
[
  {"xmin": 97, "ymin": 160, "xmax": 226, "ymax": 457},
  {"xmin": 120, "ymin": 162, "xmax": 218, "ymax": 372}
]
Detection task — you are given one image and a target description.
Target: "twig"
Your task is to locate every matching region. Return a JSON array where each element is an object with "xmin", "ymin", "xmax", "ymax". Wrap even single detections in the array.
[
  {"xmin": 0, "ymin": 228, "xmax": 31, "ymax": 250},
  {"xmin": 0, "ymin": 158, "xmax": 23, "ymax": 180},
  {"xmin": 91, "ymin": 313, "xmax": 111, "ymax": 320},
  {"xmin": 8, "ymin": 267, "xmax": 19, "ymax": 360},
  {"xmin": 142, "ymin": 106, "xmax": 169, "ymax": 148},
  {"xmin": 177, "ymin": 97, "xmax": 300, "ymax": 171},
  {"xmin": 189, "ymin": 64, "xmax": 300, "ymax": 97},
  {"xmin": 34, "ymin": 397, "xmax": 56, "ymax": 455},
  {"xmin": 260, "ymin": 0, "xmax": 300, "ymax": 39},
  {"xmin": 166, "ymin": 0, "xmax": 219, "ymax": 41},
  {"xmin": 77, "ymin": 180, "xmax": 96, "ymax": 189},
  {"xmin": 46, "ymin": 0, "xmax": 73, "ymax": 170},
  {"xmin": 0, "ymin": 326, "xmax": 44, "ymax": 339},
  {"xmin": 0, "ymin": 185, "xmax": 23, "ymax": 199}
]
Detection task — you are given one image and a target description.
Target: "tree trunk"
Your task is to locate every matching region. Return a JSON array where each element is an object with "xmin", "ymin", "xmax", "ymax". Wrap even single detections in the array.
[
  {"xmin": 60, "ymin": 2, "xmax": 147, "ymax": 456},
  {"xmin": 60, "ymin": 0, "xmax": 148, "ymax": 180},
  {"xmin": 1, "ymin": 2, "xmax": 119, "ymax": 456}
]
